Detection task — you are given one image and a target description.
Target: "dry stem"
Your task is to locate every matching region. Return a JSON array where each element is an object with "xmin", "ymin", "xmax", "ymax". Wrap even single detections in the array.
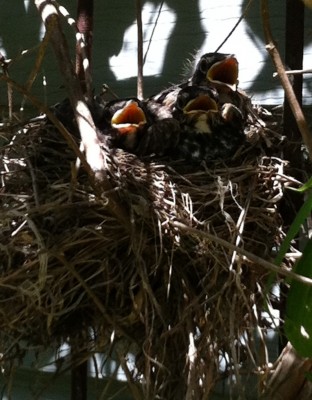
[{"xmin": 261, "ymin": 0, "xmax": 312, "ymax": 161}]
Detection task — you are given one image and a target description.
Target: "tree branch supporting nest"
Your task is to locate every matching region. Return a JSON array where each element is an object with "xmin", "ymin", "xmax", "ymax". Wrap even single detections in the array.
[
  {"xmin": 34, "ymin": 0, "xmax": 104, "ymax": 176},
  {"xmin": 33, "ymin": 0, "xmax": 132, "ymax": 232},
  {"xmin": 261, "ymin": 0, "xmax": 312, "ymax": 161}
]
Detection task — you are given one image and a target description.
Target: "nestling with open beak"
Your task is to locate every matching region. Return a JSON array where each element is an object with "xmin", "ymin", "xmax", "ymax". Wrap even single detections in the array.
[
  {"xmin": 98, "ymin": 97, "xmax": 181, "ymax": 157},
  {"xmin": 99, "ymin": 98, "xmax": 148, "ymax": 151},
  {"xmin": 146, "ymin": 52, "xmax": 246, "ymax": 119},
  {"xmin": 171, "ymin": 86, "xmax": 245, "ymax": 162},
  {"xmin": 191, "ymin": 52, "xmax": 251, "ymax": 119},
  {"xmin": 191, "ymin": 52, "xmax": 239, "ymax": 91}
]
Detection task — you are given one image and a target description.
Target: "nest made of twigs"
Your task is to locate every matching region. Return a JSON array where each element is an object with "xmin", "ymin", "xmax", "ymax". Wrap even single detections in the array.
[{"xmin": 0, "ymin": 103, "xmax": 296, "ymax": 398}]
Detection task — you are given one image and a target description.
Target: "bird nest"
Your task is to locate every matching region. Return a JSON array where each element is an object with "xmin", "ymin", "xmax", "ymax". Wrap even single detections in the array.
[{"xmin": 0, "ymin": 103, "xmax": 295, "ymax": 398}]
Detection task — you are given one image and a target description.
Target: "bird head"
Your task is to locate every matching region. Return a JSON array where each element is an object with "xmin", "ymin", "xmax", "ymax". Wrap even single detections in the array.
[
  {"xmin": 192, "ymin": 53, "xmax": 239, "ymax": 91},
  {"xmin": 111, "ymin": 100, "xmax": 147, "ymax": 134},
  {"xmin": 174, "ymin": 86, "xmax": 219, "ymax": 134},
  {"xmin": 106, "ymin": 99, "xmax": 147, "ymax": 150},
  {"xmin": 182, "ymin": 93, "xmax": 218, "ymax": 114},
  {"xmin": 175, "ymin": 86, "xmax": 218, "ymax": 113}
]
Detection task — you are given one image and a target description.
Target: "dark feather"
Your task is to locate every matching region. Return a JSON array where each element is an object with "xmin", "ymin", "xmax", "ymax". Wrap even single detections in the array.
[{"xmin": 171, "ymin": 86, "xmax": 246, "ymax": 162}]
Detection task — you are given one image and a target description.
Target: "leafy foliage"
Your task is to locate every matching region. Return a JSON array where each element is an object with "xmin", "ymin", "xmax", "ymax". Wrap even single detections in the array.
[{"xmin": 285, "ymin": 238, "xmax": 312, "ymax": 357}]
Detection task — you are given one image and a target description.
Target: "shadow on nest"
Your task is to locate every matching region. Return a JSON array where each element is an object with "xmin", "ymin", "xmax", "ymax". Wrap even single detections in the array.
[{"xmin": 0, "ymin": 103, "xmax": 296, "ymax": 399}]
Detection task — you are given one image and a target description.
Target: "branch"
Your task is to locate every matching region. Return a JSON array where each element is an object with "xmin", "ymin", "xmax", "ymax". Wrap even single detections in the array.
[
  {"xmin": 51, "ymin": 1, "xmax": 94, "ymax": 101},
  {"xmin": 143, "ymin": 1, "xmax": 164, "ymax": 66},
  {"xmin": 215, "ymin": 0, "xmax": 254, "ymax": 52},
  {"xmin": 261, "ymin": 0, "xmax": 312, "ymax": 161},
  {"xmin": 273, "ymin": 68, "xmax": 312, "ymax": 77},
  {"xmin": 33, "ymin": 0, "xmax": 105, "ymax": 179},
  {"xmin": 75, "ymin": 0, "xmax": 94, "ymax": 100},
  {"xmin": 30, "ymin": 1, "xmax": 132, "ymax": 231},
  {"xmin": 136, "ymin": 0, "xmax": 144, "ymax": 99}
]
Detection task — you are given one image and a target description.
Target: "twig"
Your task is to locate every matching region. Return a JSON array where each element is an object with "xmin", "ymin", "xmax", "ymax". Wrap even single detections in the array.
[
  {"xmin": 215, "ymin": 0, "xmax": 254, "ymax": 52},
  {"xmin": 172, "ymin": 221, "xmax": 312, "ymax": 286},
  {"xmin": 25, "ymin": 24, "xmax": 52, "ymax": 93},
  {"xmin": 261, "ymin": 0, "xmax": 312, "ymax": 161},
  {"xmin": 33, "ymin": 0, "xmax": 133, "ymax": 231},
  {"xmin": 143, "ymin": 1, "xmax": 164, "ymax": 66},
  {"xmin": 19, "ymin": 24, "xmax": 53, "ymax": 112},
  {"xmin": 136, "ymin": 0, "xmax": 144, "ymax": 99},
  {"xmin": 75, "ymin": 0, "xmax": 94, "ymax": 101},
  {"xmin": 55, "ymin": 1, "xmax": 93, "ymax": 100},
  {"xmin": 273, "ymin": 68, "xmax": 312, "ymax": 77},
  {"xmin": 116, "ymin": 348, "xmax": 144, "ymax": 400},
  {"xmin": 58, "ymin": 254, "xmax": 135, "ymax": 343},
  {"xmin": 33, "ymin": 0, "xmax": 105, "ymax": 177}
]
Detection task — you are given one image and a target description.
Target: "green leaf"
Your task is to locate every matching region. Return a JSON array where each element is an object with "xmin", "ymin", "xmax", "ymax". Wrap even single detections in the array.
[
  {"xmin": 285, "ymin": 239, "xmax": 312, "ymax": 357},
  {"xmin": 275, "ymin": 191, "xmax": 312, "ymax": 266}
]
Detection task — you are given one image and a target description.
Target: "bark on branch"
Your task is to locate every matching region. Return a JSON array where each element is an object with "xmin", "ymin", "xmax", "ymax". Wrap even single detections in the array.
[
  {"xmin": 75, "ymin": 0, "xmax": 94, "ymax": 100},
  {"xmin": 261, "ymin": 0, "xmax": 312, "ymax": 161},
  {"xmin": 136, "ymin": 0, "xmax": 144, "ymax": 99},
  {"xmin": 33, "ymin": 0, "xmax": 131, "ymax": 231},
  {"xmin": 34, "ymin": 0, "xmax": 105, "ymax": 178}
]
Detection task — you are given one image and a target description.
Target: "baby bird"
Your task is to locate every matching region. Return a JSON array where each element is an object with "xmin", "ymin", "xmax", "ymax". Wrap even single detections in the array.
[
  {"xmin": 191, "ymin": 52, "xmax": 251, "ymax": 119},
  {"xmin": 146, "ymin": 52, "xmax": 249, "ymax": 120},
  {"xmin": 191, "ymin": 53, "xmax": 238, "ymax": 89},
  {"xmin": 98, "ymin": 97, "xmax": 180, "ymax": 157},
  {"xmin": 171, "ymin": 86, "xmax": 245, "ymax": 162},
  {"xmin": 98, "ymin": 98, "xmax": 148, "ymax": 151}
]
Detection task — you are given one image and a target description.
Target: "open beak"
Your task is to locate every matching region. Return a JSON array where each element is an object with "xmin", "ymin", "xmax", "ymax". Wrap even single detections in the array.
[
  {"xmin": 183, "ymin": 94, "xmax": 218, "ymax": 114},
  {"xmin": 111, "ymin": 101, "xmax": 147, "ymax": 133},
  {"xmin": 206, "ymin": 55, "xmax": 238, "ymax": 90}
]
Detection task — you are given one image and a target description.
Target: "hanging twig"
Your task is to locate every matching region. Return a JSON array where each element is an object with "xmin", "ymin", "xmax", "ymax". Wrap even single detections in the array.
[
  {"xmin": 19, "ymin": 24, "xmax": 53, "ymax": 112},
  {"xmin": 215, "ymin": 0, "xmax": 254, "ymax": 52},
  {"xmin": 75, "ymin": 0, "xmax": 94, "ymax": 101},
  {"xmin": 136, "ymin": 0, "xmax": 144, "ymax": 99},
  {"xmin": 261, "ymin": 0, "xmax": 312, "ymax": 161},
  {"xmin": 143, "ymin": 1, "xmax": 164, "ymax": 66},
  {"xmin": 25, "ymin": 24, "xmax": 52, "ymax": 93}
]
